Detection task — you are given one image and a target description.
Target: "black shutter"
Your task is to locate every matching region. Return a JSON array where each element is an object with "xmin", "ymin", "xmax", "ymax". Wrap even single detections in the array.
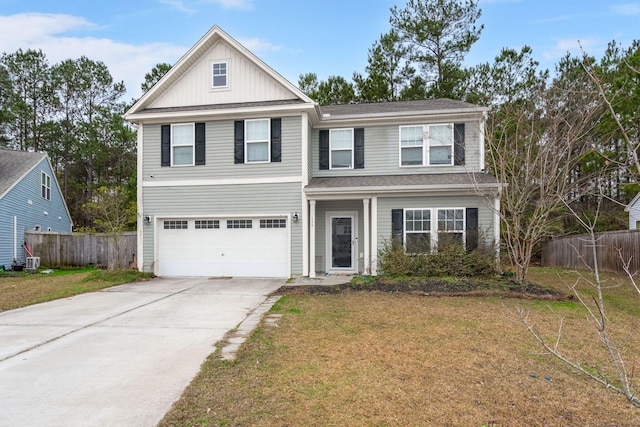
[
  {"xmin": 234, "ymin": 120, "xmax": 244, "ymax": 164},
  {"xmin": 466, "ymin": 207, "xmax": 478, "ymax": 251},
  {"xmin": 271, "ymin": 118, "xmax": 281, "ymax": 163},
  {"xmin": 319, "ymin": 130, "xmax": 329, "ymax": 170},
  {"xmin": 161, "ymin": 125, "xmax": 170, "ymax": 167},
  {"xmin": 195, "ymin": 122, "xmax": 205, "ymax": 165},
  {"xmin": 392, "ymin": 209, "xmax": 404, "ymax": 247},
  {"xmin": 354, "ymin": 128, "xmax": 364, "ymax": 169},
  {"xmin": 454, "ymin": 123, "xmax": 465, "ymax": 166}
]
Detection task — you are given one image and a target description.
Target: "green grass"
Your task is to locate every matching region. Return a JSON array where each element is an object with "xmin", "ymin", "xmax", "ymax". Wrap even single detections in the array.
[{"xmin": 0, "ymin": 267, "xmax": 152, "ymax": 311}]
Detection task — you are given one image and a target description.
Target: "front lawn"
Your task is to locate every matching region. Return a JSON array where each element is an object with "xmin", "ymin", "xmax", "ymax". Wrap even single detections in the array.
[
  {"xmin": 0, "ymin": 267, "xmax": 151, "ymax": 312},
  {"xmin": 160, "ymin": 268, "xmax": 640, "ymax": 426}
]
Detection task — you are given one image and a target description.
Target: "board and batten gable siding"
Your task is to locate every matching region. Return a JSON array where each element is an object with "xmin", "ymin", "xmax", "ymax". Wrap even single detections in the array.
[
  {"xmin": 0, "ymin": 159, "xmax": 72, "ymax": 266},
  {"xmin": 149, "ymin": 41, "xmax": 299, "ymax": 109},
  {"xmin": 375, "ymin": 195, "xmax": 495, "ymax": 251},
  {"xmin": 142, "ymin": 116, "xmax": 302, "ymax": 181},
  {"xmin": 141, "ymin": 182, "xmax": 303, "ymax": 275},
  {"xmin": 311, "ymin": 121, "xmax": 483, "ymax": 177}
]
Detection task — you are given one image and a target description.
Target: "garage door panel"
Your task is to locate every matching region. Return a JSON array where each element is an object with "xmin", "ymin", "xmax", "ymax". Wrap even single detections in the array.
[{"xmin": 158, "ymin": 218, "xmax": 288, "ymax": 277}]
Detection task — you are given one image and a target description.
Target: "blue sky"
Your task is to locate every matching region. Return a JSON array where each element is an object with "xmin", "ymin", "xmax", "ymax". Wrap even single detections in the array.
[{"xmin": 0, "ymin": 0, "xmax": 638, "ymax": 100}]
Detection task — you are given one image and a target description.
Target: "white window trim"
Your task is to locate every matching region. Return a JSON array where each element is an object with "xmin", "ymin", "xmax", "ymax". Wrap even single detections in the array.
[
  {"xmin": 170, "ymin": 123, "xmax": 195, "ymax": 167},
  {"xmin": 399, "ymin": 125, "xmax": 425, "ymax": 168},
  {"xmin": 398, "ymin": 124, "xmax": 455, "ymax": 167},
  {"xmin": 428, "ymin": 124, "xmax": 454, "ymax": 166},
  {"xmin": 211, "ymin": 60, "xmax": 229, "ymax": 89},
  {"xmin": 245, "ymin": 118, "xmax": 271, "ymax": 164},
  {"xmin": 41, "ymin": 171, "xmax": 51, "ymax": 201},
  {"xmin": 329, "ymin": 128, "xmax": 354, "ymax": 170},
  {"xmin": 403, "ymin": 207, "xmax": 466, "ymax": 252}
]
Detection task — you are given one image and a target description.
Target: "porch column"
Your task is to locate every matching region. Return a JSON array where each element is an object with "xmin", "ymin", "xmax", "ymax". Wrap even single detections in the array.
[
  {"xmin": 309, "ymin": 199, "xmax": 316, "ymax": 278},
  {"xmin": 371, "ymin": 196, "xmax": 378, "ymax": 275},
  {"xmin": 363, "ymin": 198, "xmax": 370, "ymax": 275}
]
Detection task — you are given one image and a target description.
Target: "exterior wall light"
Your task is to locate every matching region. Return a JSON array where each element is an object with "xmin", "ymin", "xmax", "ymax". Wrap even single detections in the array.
[{"xmin": 292, "ymin": 212, "xmax": 299, "ymax": 223}]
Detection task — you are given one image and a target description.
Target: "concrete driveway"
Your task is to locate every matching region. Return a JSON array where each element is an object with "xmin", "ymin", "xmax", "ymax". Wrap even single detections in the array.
[{"xmin": 0, "ymin": 277, "xmax": 284, "ymax": 426}]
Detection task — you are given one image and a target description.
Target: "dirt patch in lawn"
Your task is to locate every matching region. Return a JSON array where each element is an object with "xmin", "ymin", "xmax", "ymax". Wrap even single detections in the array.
[{"xmin": 275, "ymin": 276, "xmax": 566, "ymax": 300}]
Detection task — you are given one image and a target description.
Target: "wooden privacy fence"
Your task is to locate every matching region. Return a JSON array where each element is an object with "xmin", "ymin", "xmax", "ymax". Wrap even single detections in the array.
[
  {"xmin": 24, "ymin": 231, "xmax": 137, "ymax": 270},
  {"xmin": 542, "ymin": 230, "xmax": 640, "ymax": 275}
]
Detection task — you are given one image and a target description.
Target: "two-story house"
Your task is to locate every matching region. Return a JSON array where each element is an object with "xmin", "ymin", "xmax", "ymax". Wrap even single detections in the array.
[{"xmin": 124, "ymin": 26, "xmax": 503, "ymax": 278}]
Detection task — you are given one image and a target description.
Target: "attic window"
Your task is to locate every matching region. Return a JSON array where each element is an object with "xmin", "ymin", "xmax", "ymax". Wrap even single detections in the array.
[
  {"xmin": 212, "ymin": 62, "xmax": 227, "ymax": 88},
  {"xmin": 41, "ymin": 172, "xmax": 51, "ymax": 200}
]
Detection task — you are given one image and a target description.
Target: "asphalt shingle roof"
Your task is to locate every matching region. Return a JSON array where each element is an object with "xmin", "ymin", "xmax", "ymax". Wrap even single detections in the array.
[
  {"xmin": 318, "ymin": 99, "xmax": 488, "ymax": 119},
  {"xmin": 305, "ymin": 173, "xmax": 500, "ymax": 194},
  {"xmin": 0, "ymin": 149, "xmax": 46, "ymax": 198}
]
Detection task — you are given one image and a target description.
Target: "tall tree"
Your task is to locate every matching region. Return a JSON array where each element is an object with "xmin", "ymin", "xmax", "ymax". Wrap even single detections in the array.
[
  {"xmin": 389, "ymin": 0, "xmax": 483, "ymax": 99},
  {"xmin": 140, "ymin": 62, "xmax": 171, "ymax": 94},
  {"xmin": 299, "ymin": 74, "xmax": 356, "ymax": 105},
  {"xmin": 1, "ymin": 49, "xmax": 56, "ymax": 151},
  {"xmin": 353, "ymin": 30, "xmax": 415, "ymax": 102}
]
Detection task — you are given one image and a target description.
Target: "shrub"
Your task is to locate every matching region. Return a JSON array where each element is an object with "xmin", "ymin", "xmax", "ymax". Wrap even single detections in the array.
[{"xmin": 377, "ymin": 240, "xmax": 499, "ymax": 278}]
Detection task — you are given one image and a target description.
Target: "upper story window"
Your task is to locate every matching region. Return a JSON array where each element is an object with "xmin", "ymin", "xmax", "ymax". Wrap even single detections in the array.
[
  {"xmin": 234, "ymin": 118, "xmax": 281, "ymax": 164},
  {"xmin": 161, "ymin": 123, "xmax": 206, "ymax": 167},
  {"xmin": 400, "ymin": 123, "xmax": 463, "ymax": 167},
  {"xmin": 330, "ymin": 129, "xmax": 354, "ymax": 169},
  {"xmin": 319, "ymin": 128, "xmax": 365, "ymax": 170},
  {"xmin": 41, "ymin": 171, "xmax": 51, "ymax": 200},
  {"xmin": 212, "ymin": 62, "xmax": 228, "ymax": 88},
  {"xmin": 171, "ymin": 123, "xmax": 195, "ymax": 166},
  {"xmin": 245, "ymin": 119, "xmax": 270, "ymax": 163}
]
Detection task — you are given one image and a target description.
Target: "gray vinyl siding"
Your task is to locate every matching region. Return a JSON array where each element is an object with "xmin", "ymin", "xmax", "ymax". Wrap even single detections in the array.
[
  {"xmin": 375, "ymin": 195, "xmax": 495, "ymax": 251},
  {"xmin": 311, "ymin": 121, "xmax": 482, "ymax": 178},
  {"xmin": 143, "ymin": 115, "xmax": 302, "ymax": 181},
  {"xmin": 142, "ymin": 182, "xmax": 303, "ymax": 275},
  {"xmin": 0, "ymin": 160, "xmax": 72, "ymax": 267}
]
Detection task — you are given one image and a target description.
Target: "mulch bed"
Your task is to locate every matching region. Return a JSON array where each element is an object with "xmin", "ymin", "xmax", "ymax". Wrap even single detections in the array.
[{"xmin": 274, "ymin": 277, "xmax": 567, "ymax": 300}]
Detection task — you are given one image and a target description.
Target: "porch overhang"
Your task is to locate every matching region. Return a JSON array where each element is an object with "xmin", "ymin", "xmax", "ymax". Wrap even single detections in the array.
[{"xmin": 304, "ymin": 173, "xmax": 504, "ymax": 200}]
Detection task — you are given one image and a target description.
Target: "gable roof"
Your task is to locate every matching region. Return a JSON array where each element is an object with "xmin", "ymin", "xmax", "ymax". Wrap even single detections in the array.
[
  {"xmin": 125, "ymin": 26, "xmax": 315, "ymax": 121},
  {"xmin": 0, "ymin": 149, "xmax": 47, "ymax": 200}
]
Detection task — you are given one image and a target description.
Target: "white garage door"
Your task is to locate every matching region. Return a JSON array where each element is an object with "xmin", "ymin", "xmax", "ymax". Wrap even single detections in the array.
[{"xmin": 157, "ymin": 217, "xmax": 289, "ymax": 278}]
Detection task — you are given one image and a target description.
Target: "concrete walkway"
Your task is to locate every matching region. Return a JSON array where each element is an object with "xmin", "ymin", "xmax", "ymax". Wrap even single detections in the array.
[{"xmin": 0, "ymin": 277, "xmax": 283, "ymax": 426}]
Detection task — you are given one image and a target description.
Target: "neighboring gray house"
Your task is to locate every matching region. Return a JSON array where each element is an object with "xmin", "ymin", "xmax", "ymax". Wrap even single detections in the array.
[
  {"xmin": 625, "ymin": 191, "xmax": 640, "ymax": 230},
  {"xmin": 0, "ymin": 149, "xmax": 73, "ymax": 268},
  {"xmin": 124, "ymin": 26, "xmax": 503, "ymax": 278}
]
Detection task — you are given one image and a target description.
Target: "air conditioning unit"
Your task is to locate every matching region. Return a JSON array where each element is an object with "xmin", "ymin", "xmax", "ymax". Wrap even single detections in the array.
[{"xmin": 26, "ymin": 257, "xmax": 40, "ymax": 270}]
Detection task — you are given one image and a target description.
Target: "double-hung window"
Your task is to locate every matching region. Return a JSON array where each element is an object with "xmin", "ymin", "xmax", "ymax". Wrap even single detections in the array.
[
  {"xmin": 428, "ymin": 124, "xmax": 454, "ymax": 165},
  {"xmin": 399, "ymin": 124, "xmax": 454, "ymax": 166},
  {"xmin": 245, "ymin": 119, "xmax": 270, "ymax": 163},
  {"xmin": 212, "ymin": 62, "xmax": 227, "ymax": 88},
  {"xmin": 437, "ymin": 209, "xmax": 464, "ymax": 246},
  {"xmin": 171, "ymin": 123, "xmax": 195, "ymax": 166},
  {"xmin": 400, "ymin": 126, "xmax": 424, "ymax": 166},
  {"xmin": 41, "ymin": 172, "xmax": 51, "ymax": 200},
  {"xmin": 405, "ymin": 209, "xmax": 431, "ymax": 253},
  {"xmin": 330, "ymin": 128, "xmax": 353, "ymax": 169}
]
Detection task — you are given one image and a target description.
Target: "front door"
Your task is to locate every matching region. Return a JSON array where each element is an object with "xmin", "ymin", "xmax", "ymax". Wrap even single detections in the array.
[{"xmin": 329, "ymin": 215, "xmax": 355, "ymax": 270}]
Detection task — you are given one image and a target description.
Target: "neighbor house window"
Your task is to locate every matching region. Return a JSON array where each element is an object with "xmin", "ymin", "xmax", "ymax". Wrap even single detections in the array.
[
  {"xmin": 330, "ymin": 128, "xmax": 354, "ymax": 169},
  {"xmin": 41, "ymin": 172, "xmax": 51, "ymax": 200},
  {"xmin": 399, "ymin": 124, "xmax": 454, "ymax": 166},
  {"xmin": 212, "ymin": 62, "xmax": 227, "ymax": 88},
  {"xmin": 404, "ymin": 209, "xmax": 431, "ymax": 253},
  {"xmin": 437, "ymin": 208, "xmax": 464, "ymax": 247},
  {"xmin": 245, "ymin": 119, "xmax": 270, "ymax": 163},
  {"xmin": 171, "ymin": 123, "xmax": 195, "ymax": 166}
]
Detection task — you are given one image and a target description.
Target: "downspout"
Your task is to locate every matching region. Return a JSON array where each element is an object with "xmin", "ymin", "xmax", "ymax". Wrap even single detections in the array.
[{"xmin": 13, "ymin": 216, "xmax": 17, "ymax": 262}]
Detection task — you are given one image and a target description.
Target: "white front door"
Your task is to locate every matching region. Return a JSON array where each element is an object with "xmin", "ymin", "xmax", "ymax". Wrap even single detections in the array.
[{"xmin": 328, "ymin": 213, "xmax": 356, "ymax": 271}]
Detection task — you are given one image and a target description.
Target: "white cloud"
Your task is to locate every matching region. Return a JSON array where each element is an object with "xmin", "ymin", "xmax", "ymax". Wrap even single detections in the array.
[
  {"xmin": 204, "ymin": 0, "xmax": 254, "ymax": 9},
  {"xmin": 238, "ymin": 37, "xmax": 282, "ymax": 53},
  {"xmin": 0, "ymin": 13, "xmax": 185, "ymax": 100},
  {"xmin": 159, "ymin": 0, "xmax": 196, "ymax": 14},
  {"xmin": 541, "ymin": 38, "xmax": 600, "ymax": 61},
  {"xmin": 161, "ymin": 0, "xmax": 253, "ymax": 12},
  {"xmin": 612, "ymin": 3, "xmax": 640, "ymax": 15}
]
